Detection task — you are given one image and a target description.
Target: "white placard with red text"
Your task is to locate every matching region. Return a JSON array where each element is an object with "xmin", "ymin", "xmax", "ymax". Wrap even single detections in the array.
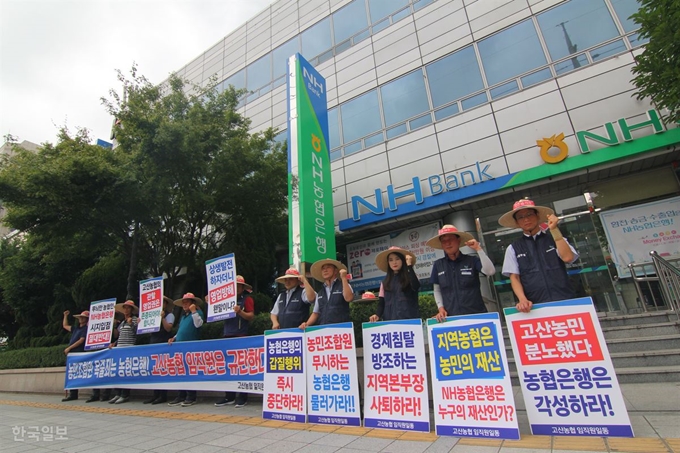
[
  {"xmin": 263, "ymin": 328, "xmax": 306, "ymax": 423},
  {"xmin": 362, "ymin": 319, "xmax": 430, "ymax": 432},
  {"xmin": 85, "ymin": 298, "xmax": 116, "ymax": 351},
  {"xmin": 138, "ymin": 276, "xmax": 163, "ymax": 334},
  {"xmin": 205, "ymin": 253, "xmax": 237, "ymax": 323},
  {"xmin": 504, "ymin": 298, "xmax": 633, "ymax": 437},
  {"xmin": 427, "ymin": 312, "xmax": 520, "ymax": 439},
  {"xmin": 305, "ymin": 322, "xmax": 361, "ymax": 426}
]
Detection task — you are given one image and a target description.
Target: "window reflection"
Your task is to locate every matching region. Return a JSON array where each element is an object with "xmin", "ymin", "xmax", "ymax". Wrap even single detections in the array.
[
  {"xmin": 426, "ymin": 46, "xmax": 484, "ymax": 108},
  {"xmin": 610, "ymin": 0, "xmax": 641, "ymax": 33},
  {"xmin": 478, "ymin": 19, "xmax": 547, "ymax": 86},
  {"xmin": 301, "ymin": 17, "xmax": 332, "ymax": 59},
  {"xmin": 272, "ymin": 38, "xmax": 299, "ymax": 80},
  {"xmin": 333, "ymin": 0, "xmax": 368, "ymax": 44},
  {"xmin": 380, "ymin": 70, "xmax": 430, "ymax": 127},
  {"xmin": 223, "ymin": 69, "xmax": 245, "ymax": 91},
  {"xmin": 538, "ymin": 0, "xmax": 618, "ymax": 61},
  {"xmin": 246, "ymin": 55, "xmax": 271, "ymax": 91},
  {"xmin": 340, "ymin": 90, "xmax": 382, "ymax": 143},
  {"xmin": 368, "ymin": 0, "xmax": 409, "ymax": 24},
  {"xmin": 328, "ymin": 107, "xmax": 341, "ymax": 150}
]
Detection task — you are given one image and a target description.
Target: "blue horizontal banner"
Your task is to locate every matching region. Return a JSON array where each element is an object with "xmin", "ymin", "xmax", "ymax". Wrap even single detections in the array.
[{"xmin": 65, "ymin": 336, "xmax": 265, "ymax": 393}]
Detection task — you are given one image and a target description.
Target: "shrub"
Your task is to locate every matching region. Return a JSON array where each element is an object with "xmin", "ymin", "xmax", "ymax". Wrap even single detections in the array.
[{"xmin": 0, "ymin": 345, "xmax": 67, "ymax": 369}]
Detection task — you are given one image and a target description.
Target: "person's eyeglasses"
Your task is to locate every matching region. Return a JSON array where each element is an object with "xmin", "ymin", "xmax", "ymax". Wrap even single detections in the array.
[{"xmin": 515, "ymin": 212, "xmax": 537, "ymax": 221}]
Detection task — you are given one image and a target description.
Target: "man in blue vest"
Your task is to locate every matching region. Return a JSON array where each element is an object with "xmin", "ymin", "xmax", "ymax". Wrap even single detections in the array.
[
  {"xmin": 300, "ymin": 259, "xmax": 353, "ymax": 328},
  {"xmin": 270, "ymin": 268, "xmax": 316, "ymax": 329},
  {"xmin": 428, "ymin": 224, "xmax": 496, "ymax": 320},
  {"xmin": 215, "ymin": 275, "xmax": 255, "ymax": 408},
  {"xmin": 167, "ymin": 293, "xmax": 204, "ymax": 407},
  {"xmin": 500, "ymin": 198, "xmax": 578, "ymax": 312}
]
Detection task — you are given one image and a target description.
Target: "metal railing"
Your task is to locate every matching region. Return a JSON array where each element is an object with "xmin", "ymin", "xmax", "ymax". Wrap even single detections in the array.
[{"xmin": 629, "ymin": 251, "xmax": 680, "ymax": 318}]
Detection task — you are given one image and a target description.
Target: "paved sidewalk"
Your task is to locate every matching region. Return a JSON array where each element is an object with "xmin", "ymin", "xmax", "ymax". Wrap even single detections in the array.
[{"xmin": 1, "ymin": 383, "xmax": 679, "ymax": 453}]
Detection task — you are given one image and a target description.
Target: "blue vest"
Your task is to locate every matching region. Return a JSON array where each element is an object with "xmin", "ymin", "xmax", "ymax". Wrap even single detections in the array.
[
  {"xmin": 382, "ymin": 267, "xmax": 420, "ymax": 321},
  {"xmin": 175, "ymin": 308, "xmax": 203, "ymax": 342},
  {"xmin": 276, "ymin": 286, "xmax": 310, "ymax": 329},
  {"xmin": 433, "ymin": 254, "xmax": 487, "ymax": 315},
  {"xmin": 512, "ymin": 232, "xmax": 574, "ymax": 304},
  {"xmin": 317, "ymin": 279, "xmax": 350, "ymax": 325},
  {"xmin": 223, "ymin": 293, "xmax": 251, "ymax": 337}
]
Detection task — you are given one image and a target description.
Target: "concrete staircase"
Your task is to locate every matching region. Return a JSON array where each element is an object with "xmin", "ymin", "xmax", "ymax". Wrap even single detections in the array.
[{"xmin": 505, "ymin": 310, "xmax": 680, "ymax": 383}]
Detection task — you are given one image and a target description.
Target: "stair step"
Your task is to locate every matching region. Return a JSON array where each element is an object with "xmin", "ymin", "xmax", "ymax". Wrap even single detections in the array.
[
  {"xmin": 604, "ymin": 334, "xmax": 680, "ymax": 353},
  {"xmin": 601, "ymin": 322, "xmax": 680, "ymax": 339},
  {"xmin": 597, "ymin": 310, "xmax": 677, "ymax": 327}
]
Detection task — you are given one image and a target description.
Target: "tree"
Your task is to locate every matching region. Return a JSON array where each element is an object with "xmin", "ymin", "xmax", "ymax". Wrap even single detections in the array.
[
  {"xmin": 103, "ymin": 67, "xmax": 288, "ymax": 296},
  {"xmin": 631, "ymin": 0, "xmax": 680, "ymax": 124}
]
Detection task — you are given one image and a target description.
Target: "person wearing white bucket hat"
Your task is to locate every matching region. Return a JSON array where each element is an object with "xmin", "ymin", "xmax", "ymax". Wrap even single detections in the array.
[
  {"xmin": 500, "ymin": 198, "xmax": 578, "ymax": 313},
  {"xmin": 300, "ymin": 258, "xmax": 353, "ymax": 329},
  {"xmin": 270, "ymin": 268, "xmax": 316, "ymax": 330},
  {"xmin": 427, "ymin": 224, "xmax": 495, "ymax": 321}
]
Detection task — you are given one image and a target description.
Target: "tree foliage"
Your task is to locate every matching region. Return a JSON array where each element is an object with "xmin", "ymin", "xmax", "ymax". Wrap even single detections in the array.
[
  {"xmin": 0, "ymin": 66, "xmax": 288, "ymax": 345},
  {"xmin": 631, "ymin": 0, "xmax": 680, "ymax": 124}
]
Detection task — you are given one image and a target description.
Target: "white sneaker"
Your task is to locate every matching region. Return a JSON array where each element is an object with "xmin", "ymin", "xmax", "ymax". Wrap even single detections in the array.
[
  {"xmin": 234, "ymin": 401, "xmax": 248, "ymax": 408},
  {"xmin": 108, "ymin": 396, "xmax": 120, "ymax": 404}
]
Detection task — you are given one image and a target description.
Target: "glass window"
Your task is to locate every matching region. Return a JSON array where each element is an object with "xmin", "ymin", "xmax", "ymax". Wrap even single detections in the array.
[
  {"xmin": 386, "ymin": 124, "xmax": 407, "ymax": 139},
  {"xmin": 490, "ymin": 80, "xmax": 519, "ymax": 99},
  {"xmin": 365, "ymin": 132, "xmax": 384, "ymax": 148},
  {"xmin": 380, "ymin": 70, "xmax": 430, "ymax": 127},
  {"xmin": 410, "ymin": 114, "xmax": 432, "ymax": 130},
  {"xmin": 426, "ymin": 46, "xmax": 484, "ymax": 108},
  {"xmin": 344, "ymin": 141, "xmax": 363, "ymax": 155},
  {"xmin": 538, "ymin": 0, "xmax": 619, "ymax": 61},
  {"xmin": 435, "ymin": 104, "xmax": 459, "ymax": 121},
  {"xmin": 461, "ymin": 92, "xmax": 487, "ymax": 110},
  {"xmin": 590, "ymin": 39, "xmax": 627, "ymax": 62},
  {"xmin": 273, "ymin": 37, "xmax": 299, "ymax": 80},
  {"xmin": 554, "ymin": 54, "xmax": 589, "ymax": 75},
  {"xmin": 246, "ymin": 54, "xmax": 271, "ymax": 91},
  {"xmin": 478, "ymin": 19, "xmax": 547, "ymax": 86},
  {"xmin": 328, "ymin": 107, "xmax": 341, "ymax": 150},
  {"xmin": 330, "ymin": 149, "xmax": 342, "ymax": 161},
  {"xmin": 611, "ymin": 0, "xmax": 641, "ymax": 33},
  {"xmin": 301, "ymin": 17, "xmax": 332, "ymax": 59},
  {"xmin": 340, "ymin": 90, "xmax": 382, "ymax": 143},
  {"xmin": 368, "ymin": 0, "xmax": 409, "ymax": 24},
  {"xmin": 333, "ymin": 0, "xmax": 369, "ymax": 44},
  {"xmin": 521, "ymin": 68, "xmax": 552, "ymax": 88},
  {"xmin": 223, "ymin": 69, "xmax": 245, "ymax": 91},
  {"xmin": 414, "ymin": 0, "xmax": 435, "ymax": 12},
  {"xmin": 628, "ymin": 32, "xmax": 648, "ymax": 47},
  {"xmin": 273, "ymin": 129, "xmax": 287, "ymax": 145}
]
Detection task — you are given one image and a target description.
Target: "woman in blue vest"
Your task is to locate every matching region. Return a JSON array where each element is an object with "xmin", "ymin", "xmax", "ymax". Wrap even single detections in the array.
[
  {"xmin": 143, "ymin": 296, "xmax": 175, "ymax": 405},
  {"xmin": 300, "ymin": 259, "xmax": 354, "ymax": 328},
  {"xmin": 500, "ymin": 198, "xmax": 578, "ymax": 312},
  {"xmin": 369, "ymin": 246, "xmax": 420, "ymax": 322},
  {"xmin": 270, "ymin": 268, "xmax": 316, "ymax": 329}
]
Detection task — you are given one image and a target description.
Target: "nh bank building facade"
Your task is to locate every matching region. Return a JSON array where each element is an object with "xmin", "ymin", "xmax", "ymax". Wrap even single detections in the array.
[{"xmin": 173, "ymin": 0, "xmax": 680, "ymax": 315}]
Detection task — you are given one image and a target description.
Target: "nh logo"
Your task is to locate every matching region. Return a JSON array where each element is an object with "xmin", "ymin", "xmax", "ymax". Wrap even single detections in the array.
[{"xmin": 303, "ymin": 67, "xmax": 324, "ymax": 94}]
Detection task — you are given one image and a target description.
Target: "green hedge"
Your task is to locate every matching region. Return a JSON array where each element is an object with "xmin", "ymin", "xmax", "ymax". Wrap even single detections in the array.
[{"xmin": 0, "ymin": 345, "xmax": 68, "ymax": 370}]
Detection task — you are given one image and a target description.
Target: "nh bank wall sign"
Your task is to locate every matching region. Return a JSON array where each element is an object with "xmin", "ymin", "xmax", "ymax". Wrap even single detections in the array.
[{"xmin": 338, "ymin": 110, "xmax": 680, "ymax": 231}]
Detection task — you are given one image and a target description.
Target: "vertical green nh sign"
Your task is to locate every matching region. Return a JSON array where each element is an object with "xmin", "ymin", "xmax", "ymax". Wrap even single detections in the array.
[{"xmin": 286, "ymin": 53, "xmax": 336, "ymax": 268}]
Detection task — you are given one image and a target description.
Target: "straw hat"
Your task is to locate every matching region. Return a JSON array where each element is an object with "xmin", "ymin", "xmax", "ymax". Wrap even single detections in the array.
[
  {"xmin": 425, "ymin": 224, "xmax": 474, "ymax": 249},
  {"xmin": 275, "ymin": 268, "xmax": 302, "ymax": 284},
  {"xmin": 374, "ymin": 246, "xmax": 417, "ymax": 273},
  {"xmin": 115, "ymin": 300, "xmax": 138, "ymax": 314},
  {"xmin": 236, "ymin": 275, "xmax": 253, "ymax": 291},
  {"xmin": 352, "ymin": 291, "xmax": 377, "ymax": 303},
  {"xmin": 310, "ymin": 259, "xmax": 347, "ymax": 283},
  {"xmin": 498, "ymin": 198, "xmax": 554, "ymax": 229},
  {"xmin": 73, "ymin": 310, "xmax": 90, "ymax": 319},
  {"xmin": 173, "ymin": 292, "xmax": 204, "ymax": 307}
]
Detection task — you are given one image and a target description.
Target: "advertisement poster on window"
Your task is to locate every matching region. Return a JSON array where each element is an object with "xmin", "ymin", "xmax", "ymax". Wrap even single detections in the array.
[
  {"xmin": 362, "ymin": 319, "xmax": 430, "ymax": 432},
  {"xmin": 263, "ymin": 328, "xmax": 307, "ymax": 423},
  {"xmin": 427, "ymin": 312, "xmax": 519, "ymax": 439},
  {"xmin": 347, "ymin": 223, "xmax": 443, "ymax": 291},
  {"xmin": 305, "ymin": 322, "xmax": 361, "ymax": 426},
  {"xmin": 138, "ymin": 277, "xmax": 163, "ymax": 335},
  {"xmin": 205, "ymin": 253, "xmax": 237, "ymax": 323},
  {"xmin": 504, "ymin": 298, "xmax": 633, "ymax": 437},
  {"xmin": 85, "ymin": 298, "xmax": 116, "ymax": 351},
  {"xmin": 600, "ymin": 196, "xmax": 680, "ymax": 278}
]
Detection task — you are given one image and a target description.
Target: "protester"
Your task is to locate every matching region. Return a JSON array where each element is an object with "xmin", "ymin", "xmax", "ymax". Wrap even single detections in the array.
[
  {"xmin": 369, "ymin": 246, "xmax": 420, "ymax": 322},
  {"xmin": 427, "ymin": 224, "xmax": 495, "ymax": 321},
  {"xmin": 300, "ymin": 259, "xmax": 353, "ymax": 328},
  {"xmin": 215, "ymin": 276, "xmax": 255, "ymax": 408},
  {"xmin": 270, "ymin": 268, "xmax": 316, "ymax": 329},
  {"xmin": 61, "ymin": 310, "xmax": 88, "ymax": 402},
  {"xmin": 167, "ymin": 293, "xmax": 204, "ymax": 407},
  {"xmin": 108, "ymin": 300, "xmax": 139, "ymax": 404},
  {"xmin": 500, "ymin": 198, "xmax": 578, "ymax": 312},
  {"xmin": 143, "ymin": 296, "xmax": 175, "ymax": 405}
]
